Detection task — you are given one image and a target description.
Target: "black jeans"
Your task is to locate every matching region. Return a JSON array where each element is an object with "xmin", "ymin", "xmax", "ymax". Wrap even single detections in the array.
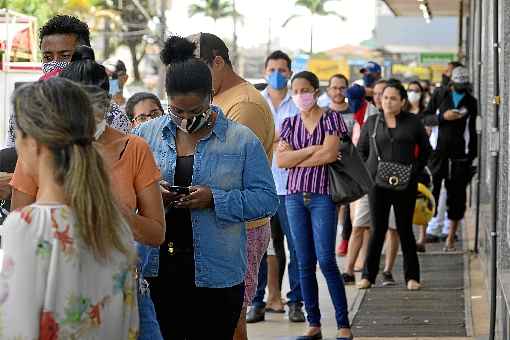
[
  {"xmin": 270, "ymin": 213, "xmax": 286, "ymax": 289},
  {"xmin": 148, "ymin": 254, "xmax": 244, "ymax": 340},
  {"xmin": 362, "ymin": 182, "xmax": 420, "ymax": 284}
]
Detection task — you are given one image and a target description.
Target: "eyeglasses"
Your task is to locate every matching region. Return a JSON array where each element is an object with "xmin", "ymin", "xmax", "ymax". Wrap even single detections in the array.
[
  {"xmin": 132, "ymin": 109, "xmax": 163, "ymax": 124},
  {"xmin": 329, "ymin": 86, "xmax": 347, "ymax": 92}
]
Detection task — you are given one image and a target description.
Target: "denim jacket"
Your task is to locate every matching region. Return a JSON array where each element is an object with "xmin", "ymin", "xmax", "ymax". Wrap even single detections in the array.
[{"xmin": 133, "ymin": 106, "xmax": 278, "ymax": 288}]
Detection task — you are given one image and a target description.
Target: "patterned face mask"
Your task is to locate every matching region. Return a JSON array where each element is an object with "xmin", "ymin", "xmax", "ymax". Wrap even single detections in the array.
[{"xmin": 41, "ymin": 60, "xmax": 70, "ymax": 74}]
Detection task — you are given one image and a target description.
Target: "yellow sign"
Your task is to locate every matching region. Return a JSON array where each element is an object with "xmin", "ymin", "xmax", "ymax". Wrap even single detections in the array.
[
  {"xmin": 308, "ymin": 58, "xmax": 349, "ymax": 81},
  {"xmin": 392, "ymin": 64, "xmax": 432, "ymax": 80}
]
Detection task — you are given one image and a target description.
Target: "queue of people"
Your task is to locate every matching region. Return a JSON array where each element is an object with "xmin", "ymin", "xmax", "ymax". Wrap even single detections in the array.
[{"xmin": 0, "ymin": 13, "xmax": 478, "ymax": 340}]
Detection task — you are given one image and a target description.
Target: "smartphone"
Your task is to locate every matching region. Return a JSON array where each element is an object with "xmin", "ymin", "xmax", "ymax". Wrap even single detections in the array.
[
  {"xmin": 167, "ymin": 185, "xmax": 190, "ymax": 195},
  {"xmin": 452, "ymin": 107, "xmax": 468, "ymax": 117}
]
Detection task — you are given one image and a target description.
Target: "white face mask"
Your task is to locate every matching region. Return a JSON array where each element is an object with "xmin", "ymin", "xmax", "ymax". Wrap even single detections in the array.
[
  {"xmin": 407, "ymin": 91, "xmax": 421, "ymax": 104},
  {"xmin": 94, "ymin": 119, "xmax": 107, "ymax": 140}
]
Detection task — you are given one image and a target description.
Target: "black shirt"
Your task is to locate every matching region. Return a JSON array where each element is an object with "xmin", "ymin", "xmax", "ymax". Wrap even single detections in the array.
[
  {"xmin": 164, "ymin": 155, "xmax": 194, "ymax": 251},
  {"xmin": 358, "ymin": 111, "xmax": 432, "ymax": 180},
  {"xmin": 423, "ymin": 88, "xmax": 478, "ymax": 163}
]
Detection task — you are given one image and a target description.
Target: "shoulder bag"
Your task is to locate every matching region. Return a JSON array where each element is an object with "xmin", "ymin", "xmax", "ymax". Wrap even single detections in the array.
[
  {"xmin": 328, "ymin": 137, "xmax": 374, "ymax": 204},
  {"xmin": 372, "ymin": 114, "xmax": 412, "ymax": 191}
]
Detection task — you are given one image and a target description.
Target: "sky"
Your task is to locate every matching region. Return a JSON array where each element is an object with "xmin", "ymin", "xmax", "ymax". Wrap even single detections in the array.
[{"xmin": 165, "ymin": 0, "xmax": 380, "ymax": 53}]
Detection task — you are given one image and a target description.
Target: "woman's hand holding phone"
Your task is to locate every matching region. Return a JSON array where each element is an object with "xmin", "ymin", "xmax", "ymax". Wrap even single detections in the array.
[
  {"xmin": 160, "ymin": 181, "xmax": 188, "ymax": 208},
  {"xmin": 174, "ymin": 186, "xmax": 214, "ymax": 209}
]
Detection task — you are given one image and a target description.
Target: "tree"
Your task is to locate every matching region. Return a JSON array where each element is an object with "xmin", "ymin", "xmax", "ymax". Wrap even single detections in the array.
[
  {"xmin": 282, "ymin": 0, "xmax": 346, "ymax": 55},
  {"xmin": 189, "ymin": 0, "xmax": 236, "ymax": 23},
  {"xmin": 4, "ymin": 0, "xmax": 97, "ymax": 26},
  {"xmin": 188, "ymin": 0, "xmax": 240, "ymax": 68},
  {"xmin": 119, "ymin": 0, "xmax": 152, "ymax": 81}
]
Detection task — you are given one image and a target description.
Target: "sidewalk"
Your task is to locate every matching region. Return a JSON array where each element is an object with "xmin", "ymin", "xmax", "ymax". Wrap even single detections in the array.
[{"xmin": 247, "ymin": 209, "xmax": 489, "ymax": 339}]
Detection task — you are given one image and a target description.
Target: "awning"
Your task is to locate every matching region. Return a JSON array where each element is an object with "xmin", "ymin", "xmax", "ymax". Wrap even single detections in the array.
[{"xmin": 381, "ymin": 0, "xmax": 470, "ymax": 17}]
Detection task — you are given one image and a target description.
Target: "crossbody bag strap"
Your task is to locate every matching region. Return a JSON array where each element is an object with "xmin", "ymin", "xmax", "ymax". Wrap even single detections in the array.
[{"xmin": 371, "ymin": 114, "xmax": 382, "ymax": 161}]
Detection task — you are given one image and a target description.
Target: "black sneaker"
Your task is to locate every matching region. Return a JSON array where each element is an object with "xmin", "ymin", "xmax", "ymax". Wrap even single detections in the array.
[
  {"xmin": 381, "ymin": 271, "xmax": 396, "ymax": 286},
  {"xmin": 342, "ymin": 273, "xmax": 355, "ymax": 285},
  {"xmin": 246, "ymin": 306, "xmax": 265, "ymax": 323},
  {"xmin": 288, "ymin": 303, "xmax": 306, "ymax": 322}
]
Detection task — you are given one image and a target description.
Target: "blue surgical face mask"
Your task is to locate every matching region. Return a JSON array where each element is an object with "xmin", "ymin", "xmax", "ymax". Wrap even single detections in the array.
[
  {"xmin": 266, "ymin": 71, "xmax": 288, "ymax": 90},
  {"xmin": 109, "ymin": 79, "xmax": 119, "ymax": 96}
]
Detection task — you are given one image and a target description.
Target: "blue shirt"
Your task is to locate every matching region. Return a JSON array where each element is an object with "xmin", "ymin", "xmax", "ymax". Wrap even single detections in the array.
[
  {"xmin": 452, "ymin": 90, "xmax": 465, "ymax": 108},
  {"xmin": 261, "ymin": 88, "xmax": 300, "ymax": 195},
  {"xmin": 133, "ymin": 106, "xmax": 278, "ymax": 288}
]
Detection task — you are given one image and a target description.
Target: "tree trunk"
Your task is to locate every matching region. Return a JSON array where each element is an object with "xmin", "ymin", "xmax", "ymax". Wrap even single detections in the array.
[
  {"xmin": 128, "ymin": 41, "xmax": 141, "ymax": 81},
  {"xmin": 103, "ymin": 17, "xmax": 111, "ymax": 60}
]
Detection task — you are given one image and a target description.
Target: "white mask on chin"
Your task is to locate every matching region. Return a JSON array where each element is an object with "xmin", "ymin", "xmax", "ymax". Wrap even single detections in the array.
[{"xmin": 94, "ymin": 119, "xmax": 107, "ymax": 140}]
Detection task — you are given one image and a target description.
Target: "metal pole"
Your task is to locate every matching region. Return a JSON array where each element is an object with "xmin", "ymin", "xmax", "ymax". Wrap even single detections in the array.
[
  {"xmin": 489, "ymin": 0, "xmax": 500, "ymax": 338},
  {"xmin": 458, "ymin": 0, "xmax": 464, "ymax": 61},
  {"xmin": 474, "ymin": 0, "xmax": 483, "ymax": 253}
]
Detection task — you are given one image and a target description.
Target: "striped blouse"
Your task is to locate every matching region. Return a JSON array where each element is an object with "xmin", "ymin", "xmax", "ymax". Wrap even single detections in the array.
[{"xmin": 280, "ymin": 109, "xmax": 348, "ymax": 195}]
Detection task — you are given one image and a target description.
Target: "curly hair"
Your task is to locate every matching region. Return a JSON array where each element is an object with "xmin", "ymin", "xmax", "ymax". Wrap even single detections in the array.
[{"xmin": 39, "ymin": 15, "xmax": 90, "ymax": 47}]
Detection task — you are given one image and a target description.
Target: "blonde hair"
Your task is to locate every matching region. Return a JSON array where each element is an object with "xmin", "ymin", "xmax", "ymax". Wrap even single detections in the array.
[{"xmin": 13, "ymin": 78, "xmax": 131, "ymax": 261}]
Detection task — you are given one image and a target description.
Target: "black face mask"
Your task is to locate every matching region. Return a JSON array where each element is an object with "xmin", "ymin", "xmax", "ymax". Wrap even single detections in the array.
[
  {"xmin": 441, "ymin": 74, "xmax": 451, "ymax": 86},
  {"xmin": 452, "ymin": 83, "xmax": 469, "ymax": 93}
]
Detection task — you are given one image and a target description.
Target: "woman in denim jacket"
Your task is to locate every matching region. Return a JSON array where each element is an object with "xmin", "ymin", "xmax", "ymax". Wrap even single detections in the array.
[{"xmin": 134, "ymin": 36, "xmax": 278, "ymax": 339}]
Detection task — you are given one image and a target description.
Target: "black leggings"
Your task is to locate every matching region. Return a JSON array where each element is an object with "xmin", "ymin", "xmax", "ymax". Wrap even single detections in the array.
[
  {"xmin": 432, "ymin": 160, "xmax": 470, "ymax": 221},
  {"xmin": 271, "ymin": 214, "xmax": 286, "ymax": 290},
  {"xmin": 148, "ymin": 254, "xmax": 244, "ymax": 340},
  {"xmin": 341, "ymin": 204, "xmax": 352, "ymax": 241},
  {"xmin": 362, "ymin": 182, "xmax": 420, "ymax": 284}
]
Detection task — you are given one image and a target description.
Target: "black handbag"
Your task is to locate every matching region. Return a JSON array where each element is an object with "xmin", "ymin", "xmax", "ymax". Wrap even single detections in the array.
[
  {"xmin": 372, "ymin": 114, "xmax": 412, "ymax": 191},
  {"xmin": 328, "ymin": 137, "xmax": 374, "ymax": 204}
]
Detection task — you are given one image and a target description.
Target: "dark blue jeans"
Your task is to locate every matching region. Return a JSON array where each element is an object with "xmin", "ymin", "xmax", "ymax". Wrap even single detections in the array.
[
  {"xmin": 286, "ymin": 193, "xmax": 350, "ymax": 329},
  {"xmin": 252, "ymin": 195, "xmax": 303, "ymax": 308}
]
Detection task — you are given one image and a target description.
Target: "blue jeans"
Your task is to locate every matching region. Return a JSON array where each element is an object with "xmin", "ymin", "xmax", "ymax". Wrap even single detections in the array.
[
  {"xmin": 138, "ymin": 279, "xmax": 163, "ymax": 340},
  {"xmin": 252, "ymin": 195, "xmax": 303, "ymax": 308},
  {"xmin": 286, "ymin": 193, "xmax": 350, "ymax": 328}
]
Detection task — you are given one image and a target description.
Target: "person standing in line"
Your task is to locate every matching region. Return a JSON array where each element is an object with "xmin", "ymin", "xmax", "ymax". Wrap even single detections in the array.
[
  {"xmin": 423, "ymin": 66, "xmax": 477, "ymax": 251},
  {"xmin": 182, "ymin": 32, "xmax": 275, "ymax": 340},
  {"xmin": 10, "ymin": 50, "xmax": 167, "ymax": 340},
  {"xmin": 357, "ymin": 81, "xmax": 431, "ymax": 291},
  {"xmin": 139, "ymin": 36, "xmax": 278, "ymax": 339},
  {"xmin": 370, "ymin": 79, "xmax": 401, "ymax": 286},
  {"xmin": 277, "ymin": 71, "xmax": 353, "ymax": 340},
  {"xmin": 4, "ymin": 15, "xmax": 131, "ymax": 149},
  {"xmin": 355, "ymin": 61, "xmax": 382, "ymax": 102},
  {"xmin": 406, "ymin": 81, "xmax": 428, "ymax": 251},
  {"xmin": 425, "ymin": 62, "xmax": 464, "ymax": 244},
  {"xmin": 104, "ymin": 59, "xmax": 129, "ymax": 109},
  {"xmin": 342, "ymin": 83, "xmax": 399, "ymax": 286},
  {"xmin": 325, "ymin": 74, "xmax": 354, "ymax": 258},
  {"xmin": 126, "ymin": 92, "xmax": 164, "ymax": 128},
  {"xmin": 0, "ymin": 78, "xmax": 139, "ymax": 338},
  {"xmin": 248, "ymin": 50, "xmax": 305, "ymax": 324}
]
